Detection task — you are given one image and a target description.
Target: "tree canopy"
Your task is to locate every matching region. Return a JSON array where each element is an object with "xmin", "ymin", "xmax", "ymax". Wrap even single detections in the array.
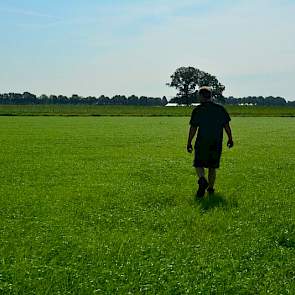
[{"xmin": 167, "ymin": 66, "xmax": 225, "ymax": 104}]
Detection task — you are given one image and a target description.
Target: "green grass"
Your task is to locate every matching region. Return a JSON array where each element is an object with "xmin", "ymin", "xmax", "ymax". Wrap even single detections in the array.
[
  {"xmin": 0, "ymin": 104, "xmax": 295, "ymax": 117},
  {"xmin": 0, "ymin": 116, "xmax": 295, "ymax": 294}
]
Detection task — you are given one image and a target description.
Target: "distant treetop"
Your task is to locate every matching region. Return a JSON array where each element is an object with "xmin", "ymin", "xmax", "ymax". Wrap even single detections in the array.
[{"xmin": 167, "ymin": 66, "xmax": 225, "ymax": 105}]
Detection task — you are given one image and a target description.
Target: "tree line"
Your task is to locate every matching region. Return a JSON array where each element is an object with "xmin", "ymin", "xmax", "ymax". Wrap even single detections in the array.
[
  {"xmin": 226, "ymin": 96, "xmax": 295, "ymax": 106},
  {"xmin": 0, "ymin": 92, "xmax": 294, "ymax": 106},
  {"xmin": 0, "ymin": 92, "xmax": 168, "ymax": 106},
  {"xmin": 170, "ymin": 94, "xmax": 295, "ymax": 106}
]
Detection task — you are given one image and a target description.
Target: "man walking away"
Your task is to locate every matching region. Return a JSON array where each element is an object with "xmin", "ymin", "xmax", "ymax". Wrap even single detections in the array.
[{"xmin": 187, "ymin": 86, "xmax": 234, "ymax": 198}]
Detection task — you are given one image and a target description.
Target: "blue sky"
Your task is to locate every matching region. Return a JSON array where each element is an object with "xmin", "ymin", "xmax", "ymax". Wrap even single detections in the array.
[{"xmin": 1, "ymin": 0, "xmax": 295, "ymax": 100}]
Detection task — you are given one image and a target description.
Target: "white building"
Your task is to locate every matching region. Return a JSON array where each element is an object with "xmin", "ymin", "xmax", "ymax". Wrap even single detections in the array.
[{"xmin": 165, "ymin": 103, "xmax": 200, "ymax": 107}]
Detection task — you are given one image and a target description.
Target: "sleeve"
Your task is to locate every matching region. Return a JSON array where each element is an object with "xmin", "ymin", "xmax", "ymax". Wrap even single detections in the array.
[
  {"xmin": 189, "ymin": 108, "xmax": 199, "ymax": 128},
  {"xmin": 222, "ymin": 107, "xmax": 231, "ymax": 126}
]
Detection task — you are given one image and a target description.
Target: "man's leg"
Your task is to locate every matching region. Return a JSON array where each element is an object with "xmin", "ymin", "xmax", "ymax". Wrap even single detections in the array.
[
  {"xmin": 208, "ymin": 168, "xmax": 216, "ymax": 193},
  {"xmin": 195, "ymin": 167, "xmax": 208, "ymax": 198},
  {"xmin": 196, "ymin": 167, "xmax": 205, "ymax": 179}
]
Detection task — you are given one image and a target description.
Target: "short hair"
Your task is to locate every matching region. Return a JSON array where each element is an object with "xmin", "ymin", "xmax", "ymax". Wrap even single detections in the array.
[{"xmin": 199, "ymin": 87, "xmax": 212, "ymax": 100}]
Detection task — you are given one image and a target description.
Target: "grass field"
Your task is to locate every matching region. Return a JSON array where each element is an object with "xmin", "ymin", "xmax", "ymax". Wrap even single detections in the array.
[
  {"xmin": 0, "ymin": 116, "xmax": 295, "ymax": 294},
  {"xmin": 0, "ymin": 104, "xmax": 295, "ymax": 117}
]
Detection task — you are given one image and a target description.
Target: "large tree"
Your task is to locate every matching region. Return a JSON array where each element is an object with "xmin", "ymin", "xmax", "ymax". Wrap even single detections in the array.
[{"xmin": 167, "ymin": 66, "xmax": 225, "ymax": 104}]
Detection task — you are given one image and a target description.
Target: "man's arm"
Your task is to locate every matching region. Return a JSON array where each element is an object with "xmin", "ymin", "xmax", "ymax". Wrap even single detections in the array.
[
  {"xmin": 224, "ymin": 123, "xmax": 234, "ymax": 148},
  {"xmin": 187, "ymin": 126, "xmax": 197, "ymax": 153}
]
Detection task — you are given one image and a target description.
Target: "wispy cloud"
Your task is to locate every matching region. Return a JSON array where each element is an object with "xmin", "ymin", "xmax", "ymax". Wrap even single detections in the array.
[
  {"xmin": 0, "ymin": 7, "xmax": 60, "ymax": 20},
  {"xmin": 0, "ymin": 5, "xmax": 101, "ymax": 31}
]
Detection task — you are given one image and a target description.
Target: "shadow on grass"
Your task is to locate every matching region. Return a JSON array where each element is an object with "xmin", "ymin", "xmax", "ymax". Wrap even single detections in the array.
[{"xmin": 197, "ymin": 193, "xmax": 229, "ymax": 212}]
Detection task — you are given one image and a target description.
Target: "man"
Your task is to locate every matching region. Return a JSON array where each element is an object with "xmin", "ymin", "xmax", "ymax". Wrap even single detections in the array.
[{"xmin": 187, "ymin": 86, "xmax": 234, "ymax": 198}]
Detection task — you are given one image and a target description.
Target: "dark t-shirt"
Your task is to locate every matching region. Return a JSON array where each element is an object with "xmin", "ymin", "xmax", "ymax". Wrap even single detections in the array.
[{"xmin": 190, "ymin": 102, "xmax": 231, "ymax": 150}]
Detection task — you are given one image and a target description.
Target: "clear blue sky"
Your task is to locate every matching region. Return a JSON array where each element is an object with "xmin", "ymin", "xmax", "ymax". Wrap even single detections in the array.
[{"xmin": 1, "ymin": 0, "xmax": 295, "ymax": 100}]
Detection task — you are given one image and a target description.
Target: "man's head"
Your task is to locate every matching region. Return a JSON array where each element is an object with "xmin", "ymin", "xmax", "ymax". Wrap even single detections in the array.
[{"xmin": 198, "ymin": 86, "xmax": 212, "ymax": 102}]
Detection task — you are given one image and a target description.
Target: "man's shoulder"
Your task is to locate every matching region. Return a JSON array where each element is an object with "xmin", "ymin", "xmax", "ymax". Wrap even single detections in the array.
[
  {"xmin": 192, "ymin": 102, "xmax": 227, "ymax": 114},
  {"xmin": 191, "ymin": 104, "xmax": 203, "ymax": 115},
  {"xmin": 211, "ymin": 102, "xmax": 229, "ymax": 113},
  {"xmin": 211, "ymin": 102, "xmax": 225, "ymax": 109}
]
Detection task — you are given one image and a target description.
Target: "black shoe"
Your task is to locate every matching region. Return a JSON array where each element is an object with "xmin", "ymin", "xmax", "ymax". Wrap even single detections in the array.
[
  {"xmin": 196, "ymin": 177, "xmax": 209, "ymax": 198},
  {"xmin": 207, "ymin": 187, "xmax": 215, "ymax": 195}
]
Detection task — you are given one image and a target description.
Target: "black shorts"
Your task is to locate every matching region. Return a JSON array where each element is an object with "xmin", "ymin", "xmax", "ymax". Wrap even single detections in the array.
[{"xmin": 193, "ymin": 143, "xmax": 222, "ymax": 168}]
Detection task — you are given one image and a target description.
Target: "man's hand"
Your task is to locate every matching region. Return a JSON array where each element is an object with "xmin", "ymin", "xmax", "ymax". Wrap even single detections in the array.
[
  {"xmin": 187, "ymin": 143, "xmax": 193, "ymax": 153},
  {"xmin": 224, "ymin": 123, "xmax": 233, "ymax": 149},
  {"xmin": 227, "ymin": 139, "xmax": 234, "ymax": 148},
  {"xmin": 187, "ymin": 126, "xmax": 197, "ymax": 154}
]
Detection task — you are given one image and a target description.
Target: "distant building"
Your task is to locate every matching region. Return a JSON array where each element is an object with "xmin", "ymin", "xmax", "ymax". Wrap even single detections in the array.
[
  {"xmin": 165, "ymin": 103, "xmax": 200, "ymax": 107},
  {"xmin": 165, "ymin": 103, "xmax": 179, "ymax": 107},
  {"xmin": 239, "ymin": 103, "xmax": 256, "ymax": 106}
]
